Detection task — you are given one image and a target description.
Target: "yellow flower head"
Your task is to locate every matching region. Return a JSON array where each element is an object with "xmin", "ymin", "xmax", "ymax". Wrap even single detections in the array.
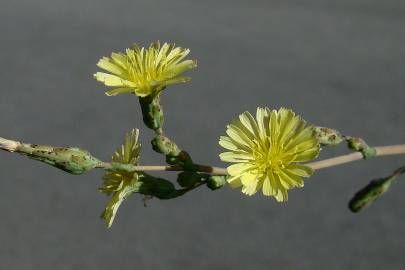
[
  {"xmin": 219, "ymin": 107, "xmax": 320, "ymax": 202},
  {"xmin": 94, "ymin": 42, "xmax": 197, "ymax": 97}
]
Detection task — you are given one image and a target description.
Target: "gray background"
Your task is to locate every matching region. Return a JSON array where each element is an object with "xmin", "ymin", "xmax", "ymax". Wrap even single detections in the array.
[{"xmin": 0, "ymin": 0, "xmax": 404, "ymax": 269}]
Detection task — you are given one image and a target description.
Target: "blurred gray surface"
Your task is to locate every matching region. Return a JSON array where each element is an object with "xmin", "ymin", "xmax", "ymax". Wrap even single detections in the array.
[{"xmin": 0, "ymin": 0, "xmax": 405, "ymax": 269}]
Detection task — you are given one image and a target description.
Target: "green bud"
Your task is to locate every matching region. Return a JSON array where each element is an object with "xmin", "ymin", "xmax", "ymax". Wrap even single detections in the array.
[
  {"xmin": 165, "ymin": 154, "xmax": 189, "ymax": 168},
  {"xmin": 165, "ymin": 153, "xmax": 197, "ymax": 171},
  {"xmin": 346, "ymin": 137, "xmax": 376, "ymax": 159},
  {"xmin": 177, "ymin": 151, "xmax": 198, "ymax": 171},
  {"xmin": 139, "ymin": 92, "xmax": 164, "ymax": 132},
  {"xmin": 151, "ymin": 135, "xmax": 181, "ymax": 156},
  {"xmin": 348, "ymin": 177, "xmax": 394, "ymax": 212},
  {"xmin": 18, "ymin": 144, "xmax": 101, "ymax": 175},
  {"xmin": 151, "ymin": 134, "xmax": 197, "ymax": 171},
  {"xmin": 166, "ymin": 155, "xmax": 179, "ymax": 165},
  {"xmin": 138, "ymin": 173, "xmax": 181, "ymax": 200},
  {"xmin": 347, "ymin": 137, "xmax": 365, "ymax": 151},
  {"xmin": 314, "ymin": 127, "xmax": 344, "ymax": 146},
  {"xmin": 177, "ymin": 171, "xmax": 202, "ymax": 188},
  {"xmin": 207, "ymin": 175, "xmax": 227, "ymax": 190},
  {"xmin": 361, "ymin": 147, "xmax": 377, "ymax": 159}
]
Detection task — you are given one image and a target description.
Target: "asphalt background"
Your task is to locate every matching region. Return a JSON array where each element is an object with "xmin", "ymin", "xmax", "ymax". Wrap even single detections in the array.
[{"xmin": 0, "ymin": 0, "xmax": 404, "ymax": 269}]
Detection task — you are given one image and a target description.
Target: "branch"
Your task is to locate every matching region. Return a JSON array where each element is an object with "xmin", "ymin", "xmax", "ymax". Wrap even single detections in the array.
[
  {"xmin": 306, "ymin": 145, "xmax": 405, "ymax": 170},
  {"xmin": 2, "ymin": 137, "xmax": 405, "ymax": 175},
  {"xmin": 98, "ymin": 144, "xmax": 405, "ymax": 174},
  {"xmin": 97, "ymin": 162, "xmax": 229, "ymax": 175},
  {"xmin": 0, "ymin": 137, "xmax": 20, "ymax": 152}
]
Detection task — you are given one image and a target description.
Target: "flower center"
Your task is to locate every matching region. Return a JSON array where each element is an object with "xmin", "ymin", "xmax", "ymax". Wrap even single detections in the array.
[{"xmin": 252, "ymin": 139, "xmax": 286, "ymax": 175}]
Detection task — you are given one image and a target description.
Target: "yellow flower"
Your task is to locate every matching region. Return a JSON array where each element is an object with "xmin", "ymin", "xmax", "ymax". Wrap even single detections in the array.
[
  {"xmin": 219, "ymin": 107, "xmax": 320, "ymax": 202},
  {"xmin": 94, "ymin": 42, "xmax": 197, "ymax": 97},
  {"xmin": 99, "ymin": 129, "xmax": 141, "ymax": 228}
]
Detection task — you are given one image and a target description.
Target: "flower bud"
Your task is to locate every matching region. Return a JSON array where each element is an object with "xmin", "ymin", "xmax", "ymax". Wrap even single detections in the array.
[
  {"xmin": 177, "ymin": 171, "xmax": 202, "ymax": 188},
  {"xmin": 18, "ymin": 144, "xmax": 101, "ymax": 175},
  {"xmin": 151, "ymin": 135, "xmax": 181, "ymax": 156},
  {"xmin": 314, "ymin": 127, "xmax": 344, "ymax": 146},
  {"xmin": 348, "ymin": 177, "xmax": 393, "ymax": 212},
  {"xmin": 346, "ymin": 137, "xmax": 376, "ymax": 159},
  {"xmin": 207, "ymin": 175, "xmax": 227, "ymax": 190}
]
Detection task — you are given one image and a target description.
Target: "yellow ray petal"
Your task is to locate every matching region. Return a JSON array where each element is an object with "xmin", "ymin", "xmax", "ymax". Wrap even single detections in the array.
[
  {"xmin": 227, "ymin": 163, "xmax": 256, "ymax": 176},
  {"xmin": 262, "ymin": 177, "xmax": 275, "ymax": 196},
  {"xmin": 219, "ymin": 152, "xmax": 253, "ymax": 163},
  {"xmin": 97, "ymin": 58, "xmax": 124, "ymax": 76},
  {"xmin": 278, "ymin": 169, "xmax": 304, "ymax": 188},
  {"xmin": 286, "ymin": 164, "xmax": 314, "ymax": 177},
  {"xmin": 227, "ymin": 176, "xmax": 243, "ymax": 188},
  {"xmin": 239, "ymin": 111, "xmax": 260, "ymax": 138},
  {"xmin": 94, "ymin": 72, "xmax": 125, "ymax": 87},
  {"xmin": 105, "ymin": 88, "xmax": 134, "ymax": 96}
]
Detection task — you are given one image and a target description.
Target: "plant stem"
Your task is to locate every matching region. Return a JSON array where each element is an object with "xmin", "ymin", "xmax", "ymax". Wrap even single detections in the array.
[
  {"xmin": 2, "ymin": 137, "xmax": 405, "ymax": 175},
  {"xmin": 99, "ymin": 144, "xmax": 405, "ymax": 174},
  {"xmin": 307, "ymin": 144, "xmax": 405, "ymax": 170}
]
